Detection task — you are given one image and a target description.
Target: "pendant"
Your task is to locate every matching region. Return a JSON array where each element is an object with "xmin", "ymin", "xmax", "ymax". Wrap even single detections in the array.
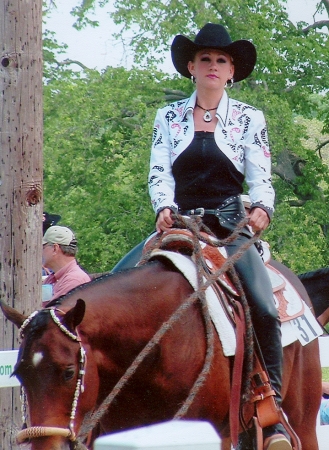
[{"xmin": 203, "ymin": 110, "xmax": 212, "ymax": 122}]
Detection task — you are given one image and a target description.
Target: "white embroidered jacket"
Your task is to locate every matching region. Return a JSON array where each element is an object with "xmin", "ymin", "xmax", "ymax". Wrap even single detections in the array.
[{"xmin": 148, "ymin": 90, "xmax": 275, "ymax": 217}]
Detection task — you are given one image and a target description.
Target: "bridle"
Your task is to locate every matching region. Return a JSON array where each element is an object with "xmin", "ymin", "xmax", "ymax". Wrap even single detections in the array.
[{"xmin": 16, "ymin": 307, "xmax": 87, "ymax": 446}]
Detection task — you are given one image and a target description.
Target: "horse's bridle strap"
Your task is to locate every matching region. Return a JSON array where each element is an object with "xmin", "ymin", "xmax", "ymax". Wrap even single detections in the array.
[
  {"xmin": 17, "ymin": 308, "xmax": 84, "ymax": 445},
  {"xmin": 17, "ymin": 426, "xmax": 75, "ymax": 444}
]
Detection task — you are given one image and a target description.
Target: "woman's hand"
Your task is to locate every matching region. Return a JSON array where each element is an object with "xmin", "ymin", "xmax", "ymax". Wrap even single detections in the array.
[
  {"xmin": 247, "ymin": 207, "xmax": 270, "ymax": 232},
  {"xmin": 156, "ymin": 208, "xmax": 174, "ymax": 233}
]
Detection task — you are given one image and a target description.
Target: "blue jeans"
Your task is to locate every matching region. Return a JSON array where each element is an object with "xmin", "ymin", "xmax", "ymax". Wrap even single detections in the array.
[{"xmin": 320, "ymin": 398, "xmax": 329, "ymax": 425}]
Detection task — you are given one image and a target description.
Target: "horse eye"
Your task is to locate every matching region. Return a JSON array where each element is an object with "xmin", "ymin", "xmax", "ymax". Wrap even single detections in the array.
[{"xmin": 63, "ymin": 368, "xmax": 75, "ymax": 382}]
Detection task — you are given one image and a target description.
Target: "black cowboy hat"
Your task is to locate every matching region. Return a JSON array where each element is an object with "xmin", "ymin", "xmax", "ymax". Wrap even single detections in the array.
[
  {"xmin": 43, "ymin": 212, "xmax": 61, "ymax": 235},
  {"xmin": 171, "ymin": 23, "xmax": 257, "ymax": 83}
]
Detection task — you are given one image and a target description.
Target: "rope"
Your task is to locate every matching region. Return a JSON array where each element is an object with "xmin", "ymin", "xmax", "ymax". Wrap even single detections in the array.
[{"xmin": 77, "ymin": 214, "xmax": 260, "ymax": 443}]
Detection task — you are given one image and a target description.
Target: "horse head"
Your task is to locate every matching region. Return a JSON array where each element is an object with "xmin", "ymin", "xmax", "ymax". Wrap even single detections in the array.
[{"xmin": 1, "ymin": 299, "xmax": 99, "ymax": 450}]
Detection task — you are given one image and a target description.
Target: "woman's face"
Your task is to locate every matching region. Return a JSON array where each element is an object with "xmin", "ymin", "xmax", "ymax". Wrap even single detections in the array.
[{"xmin": 188, "ymin": 49, "xmax": 234, "ymax": 90}]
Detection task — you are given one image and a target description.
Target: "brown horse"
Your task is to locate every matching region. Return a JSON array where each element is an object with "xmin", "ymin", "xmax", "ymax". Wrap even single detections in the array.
[
  {"xmin": 299, "ymin": 267, "xmax": 329, "ymax": 327},
  {"xmin": 0, "ymin": 256, "xmax": 322, "ymax": 450}
]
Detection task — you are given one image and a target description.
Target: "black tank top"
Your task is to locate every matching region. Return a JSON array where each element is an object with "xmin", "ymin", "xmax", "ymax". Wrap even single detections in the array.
[{"xmin": 172, "ymin": 131, "xmax": 244, "ymax": 209}]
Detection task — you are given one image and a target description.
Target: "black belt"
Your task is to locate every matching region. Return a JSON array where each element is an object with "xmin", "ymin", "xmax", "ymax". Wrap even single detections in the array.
[
  {"xmin": 179, "ymin": 207, "xmax": 219, "ymax": 217},
  {"xmin": 178, "ymin": 195, "xmax": 252, "ymax": 237},
  {"xmin": 178, "ymin": 196, "xmax": 244, "ymax": 218}
]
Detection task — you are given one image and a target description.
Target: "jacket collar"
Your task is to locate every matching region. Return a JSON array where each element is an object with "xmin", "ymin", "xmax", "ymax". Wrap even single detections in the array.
[
  {"xmin": 215, "ymin": 90, "xmax": 230, "ymax": 127},
  {"xmin": 181, "ymin": 90, "xmax": 230, "ymax": 126},
  {"xmin": 181, "ymin": 90, "xmax": 197, "ymax": 118}
]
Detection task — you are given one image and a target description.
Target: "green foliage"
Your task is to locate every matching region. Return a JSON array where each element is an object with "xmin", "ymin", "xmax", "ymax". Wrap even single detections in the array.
[
  {"xmin": 265, "ymin": 201, "xmax": 329, "ymax": 272},
  {"xmin": 43, "ymin": 29, "xmax": 70, "ymax": 81},
  {"xmin": 323, "ymin": 367, "xmax": 329, "ymax": 381},
  {"xmin": 43, "ymin": 67, "xmax": 190, "ymax": 272},
  {"xmin": 321, "ymin": 93, "xmax": 329, "ymax": 134}
]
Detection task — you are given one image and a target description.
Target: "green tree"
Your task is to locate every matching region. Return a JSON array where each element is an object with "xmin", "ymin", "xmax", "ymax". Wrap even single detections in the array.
[{"xmin": 43, "ymin": 66, "xmax": 191, "ymax": 272}]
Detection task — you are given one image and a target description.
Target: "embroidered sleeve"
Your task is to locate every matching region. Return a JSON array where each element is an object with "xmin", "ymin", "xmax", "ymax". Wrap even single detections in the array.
[
  {"xmin": 243, "ymin": 109, "xmax": 275, "ymax": 218},
  {"xmin": 148, "ymin": 107, "xmax": 178, "ymax": 214}
]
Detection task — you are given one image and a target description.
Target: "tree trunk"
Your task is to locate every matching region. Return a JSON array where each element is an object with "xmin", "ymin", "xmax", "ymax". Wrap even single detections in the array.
[{"xmin": 0, "ymin": 0, "xmax": 43, "ymax": 448}]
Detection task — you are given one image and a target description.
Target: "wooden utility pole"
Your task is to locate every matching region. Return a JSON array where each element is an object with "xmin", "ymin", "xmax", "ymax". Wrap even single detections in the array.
[{"xmin": 0, "ymin": 0, "xmax": 43, "ymax": 448}]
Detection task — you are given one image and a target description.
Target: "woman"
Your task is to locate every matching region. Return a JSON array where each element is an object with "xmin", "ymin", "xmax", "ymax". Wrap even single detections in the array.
[{"xmin": 148, "ymin": 23, "xmax": 291, "ymax": 450}]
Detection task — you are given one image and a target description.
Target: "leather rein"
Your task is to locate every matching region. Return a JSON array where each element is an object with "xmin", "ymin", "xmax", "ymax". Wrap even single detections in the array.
[{"xmin": 16, "ymin": 308, "xmax": 87, "ymax": 446}]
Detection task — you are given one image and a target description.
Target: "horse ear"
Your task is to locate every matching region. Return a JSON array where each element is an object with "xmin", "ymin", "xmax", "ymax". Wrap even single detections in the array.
[
  {"xmin": 62, "ymin": 299, "xmax": 86, "ymax": 331},
  {"xmin": 0, "ymin": 300, "xmax": 27, "ymax": 328}
]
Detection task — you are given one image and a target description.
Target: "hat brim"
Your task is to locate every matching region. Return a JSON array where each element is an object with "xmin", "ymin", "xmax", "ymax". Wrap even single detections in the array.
[{"xmin": 171, "ymin": 35, "xmax": 257, "ymax": 83}]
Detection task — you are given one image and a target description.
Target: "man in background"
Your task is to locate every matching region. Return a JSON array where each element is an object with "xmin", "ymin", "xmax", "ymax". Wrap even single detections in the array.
[{"xmin": 42, "ymin": 225, "xmax": 91, "ymax": 304}]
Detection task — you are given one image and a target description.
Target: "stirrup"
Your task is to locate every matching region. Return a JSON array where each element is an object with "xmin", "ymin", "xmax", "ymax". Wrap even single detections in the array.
[{"xmin": 250, "ymin": 372, "xmax": 301, "ymax": 450}]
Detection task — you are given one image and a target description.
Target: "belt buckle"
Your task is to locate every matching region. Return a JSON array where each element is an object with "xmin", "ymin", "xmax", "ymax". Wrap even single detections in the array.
[{"xmin": 194, "ymin": 207, "xmax": 205, "ymax": 217}]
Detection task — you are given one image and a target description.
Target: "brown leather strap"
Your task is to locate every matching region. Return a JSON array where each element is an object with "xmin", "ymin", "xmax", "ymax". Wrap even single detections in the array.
[
  {"xmin": 252, "ymin": 390, "xmax": 276, "ymax": 402},
  {"xmin": 251, "ymin": 368, "xmax": 281, "ymax": 428},
  {"xmin": 229, "ymin": 299, "xmax": 246, "ymax": 447},
  {"xmin": 256, "ymin": 395, "xmax": 281, "ymax": 428},
  {"xmin": 253, "ymin": 416, "xmax": 263, "ymax": 450}
]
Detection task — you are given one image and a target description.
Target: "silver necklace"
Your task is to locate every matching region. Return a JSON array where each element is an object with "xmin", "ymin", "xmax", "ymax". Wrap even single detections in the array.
[{"xmin": 196, "ymin": 103, "xmax": 217, "ymax": 122}]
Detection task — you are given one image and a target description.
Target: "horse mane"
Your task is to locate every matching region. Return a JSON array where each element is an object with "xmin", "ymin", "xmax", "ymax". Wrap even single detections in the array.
[{"xmin": 298, "ymin": 266, "xmax": 329, "ymax": 281}]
